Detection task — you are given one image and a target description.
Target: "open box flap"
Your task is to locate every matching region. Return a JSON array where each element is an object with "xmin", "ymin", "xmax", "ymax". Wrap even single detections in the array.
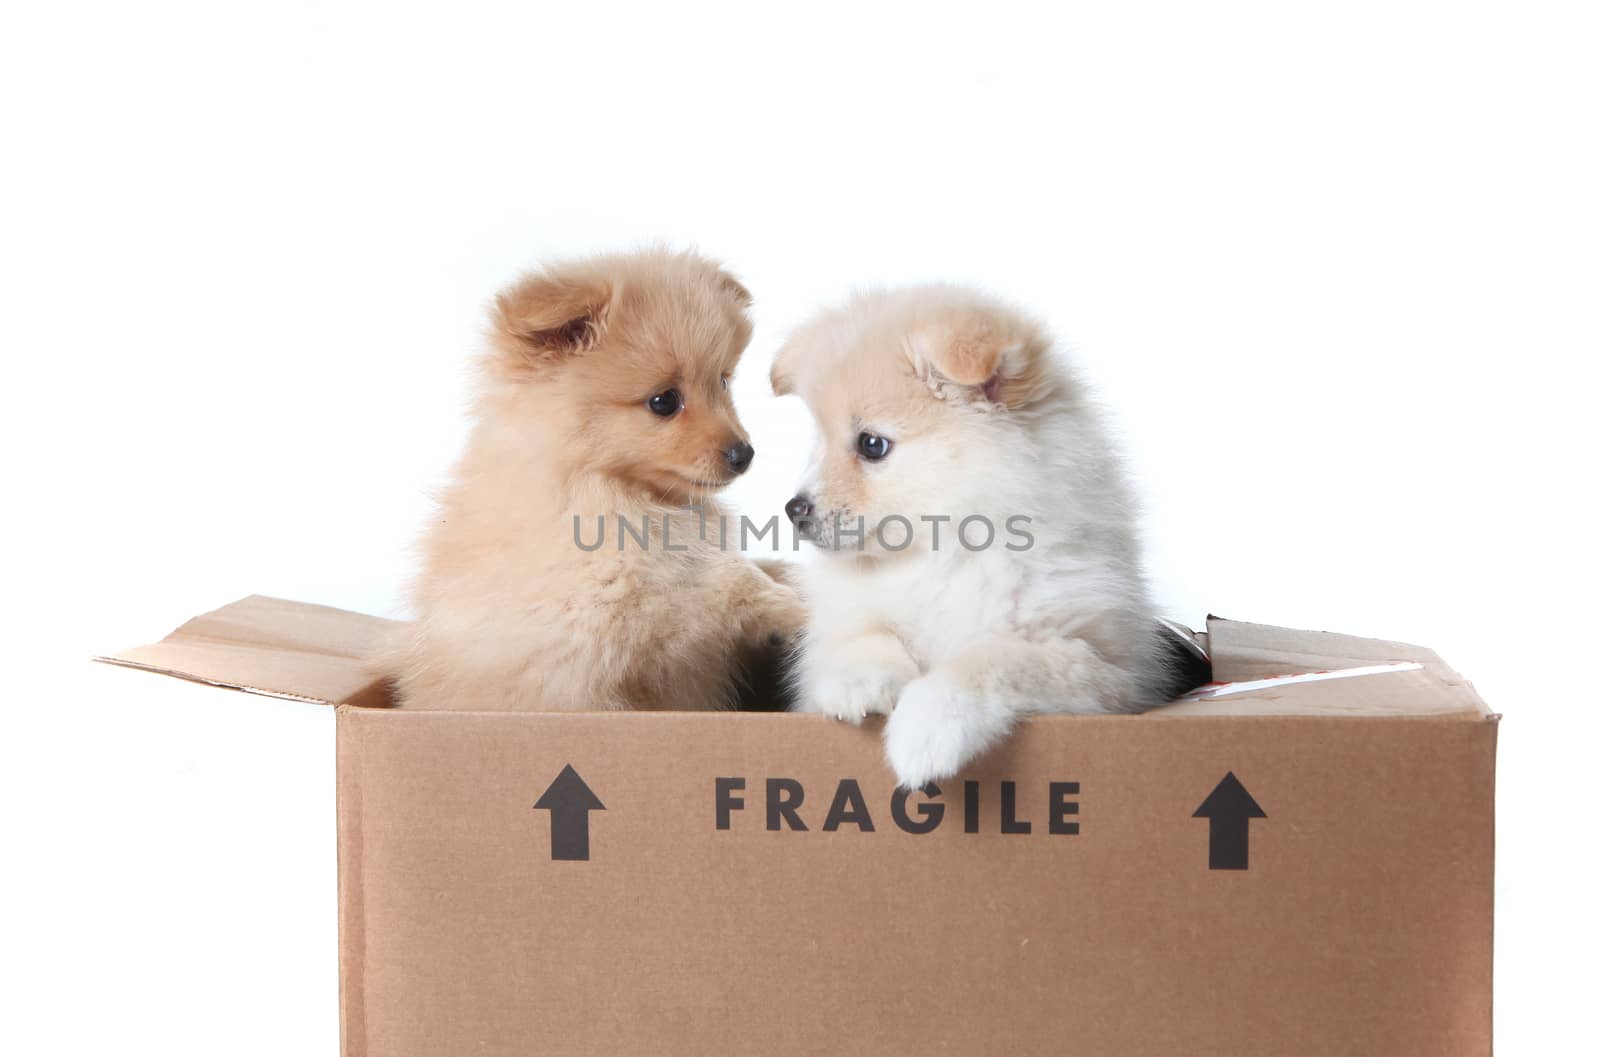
[
  {"xmin": 1206, "ymin": 615, "xmax": 1459, "ymax": 682},
  {"xmin": 96, "ymin": 597, "xmax": 1491, "ymax": 718},
  {"xmin": 1189, "ymin": 615, "xmax": 1490, "ymax": 718},
  {"xmin": 95, "ymin": 594, "xmax": 396, "ymax": 707}
]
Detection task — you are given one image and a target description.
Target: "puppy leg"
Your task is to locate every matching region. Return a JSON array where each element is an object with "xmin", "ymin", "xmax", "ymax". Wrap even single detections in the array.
[
  {"xmin": 736, "ymin": 568, "xmax": 808, "ymax": 648},
  {"xmin": 884, "ymin": 636, "xmax": 1136, "ymax": 788},
  {"xmin": 752, "ymin": 557, "xmax": 800, "ymax": 587},
  {"xmin": 797, "ymin": 630, "xmax": 921, "ymax": 723},
  {"xmin": 729, "ymin": 574, "xmax": 808, "ymax": 713}
]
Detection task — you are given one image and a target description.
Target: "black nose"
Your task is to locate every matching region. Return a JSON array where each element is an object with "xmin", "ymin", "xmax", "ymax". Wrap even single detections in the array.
[
  {"xmin": 724, "ymin": 441, "xmax": 754, "ymax": 475},
  {"xmin": 785, "ymin": 495, "xmax": 812, "ymax": 523}
]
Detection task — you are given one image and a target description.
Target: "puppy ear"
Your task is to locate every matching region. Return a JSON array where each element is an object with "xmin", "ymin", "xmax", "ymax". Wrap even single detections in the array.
[
  {"xmin": 909, "ymin": 312, "xmax": 1047, "ymax": 409},
  {"xmin": 770, "ymin": 339, "xmax": 799, "ymax": 397},
  {"xmin": 491, "ymin": 270, "xmax": 613, "ymax": 368},
  {"xmin": 717, "ymin": 269, "xmax": 754, "ymax": 309}
]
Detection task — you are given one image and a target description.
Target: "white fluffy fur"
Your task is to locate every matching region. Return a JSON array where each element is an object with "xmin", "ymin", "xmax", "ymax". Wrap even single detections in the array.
[{"xmin": 773, "ymin": 285, "xmax": 1168, "ymax": 788}]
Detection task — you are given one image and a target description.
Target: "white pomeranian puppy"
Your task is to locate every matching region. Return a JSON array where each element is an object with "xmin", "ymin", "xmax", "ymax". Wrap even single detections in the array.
[{"xmin": 772, "ymin": 285, "xmax": 1174, "ymax": 787}]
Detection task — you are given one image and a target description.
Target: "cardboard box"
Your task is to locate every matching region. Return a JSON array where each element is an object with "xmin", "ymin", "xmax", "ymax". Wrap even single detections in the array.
[{"xmin": 101, "ymin": 596, "xmax": 1497, "ymax": 1056}]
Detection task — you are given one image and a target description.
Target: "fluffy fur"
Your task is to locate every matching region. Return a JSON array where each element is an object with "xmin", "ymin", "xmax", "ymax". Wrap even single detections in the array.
[
  {"xmin": 388, "ymin": 249, "xmax": 805, "ymax": 711},
  {"xmin": 774, "ymin": 285, "xmax": 1170, "ymax": 787}
]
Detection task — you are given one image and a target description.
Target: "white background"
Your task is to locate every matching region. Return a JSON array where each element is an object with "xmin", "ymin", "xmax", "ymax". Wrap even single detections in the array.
[{"xmin": 5, "ymin": 2, "xmax": 1597, "ymax": 1052}]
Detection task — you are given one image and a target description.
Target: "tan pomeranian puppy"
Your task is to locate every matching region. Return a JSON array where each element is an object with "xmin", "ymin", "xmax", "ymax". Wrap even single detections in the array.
[{"xmin": 387, "ymin": 249, "xmax": 805, "ymax": 711}]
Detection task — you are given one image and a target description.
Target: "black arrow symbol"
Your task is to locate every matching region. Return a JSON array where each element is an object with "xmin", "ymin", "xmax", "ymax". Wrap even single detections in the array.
[
  {"xmin": 1193, "ymin": 772, "xmax": 1266, "ymax": 870},
  {"xmin": 534, "ymin": 764, "xmax": 605, "ymax": 861}
]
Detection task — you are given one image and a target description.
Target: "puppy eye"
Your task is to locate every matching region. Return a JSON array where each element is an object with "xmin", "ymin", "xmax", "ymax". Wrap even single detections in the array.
[
  {"xmin": 647, "ymin": 389, "xmax": 682, "ymax": 417},
  {"xmin": 856, "ymin": 432, "xmax": 892, "ymax": 461}
]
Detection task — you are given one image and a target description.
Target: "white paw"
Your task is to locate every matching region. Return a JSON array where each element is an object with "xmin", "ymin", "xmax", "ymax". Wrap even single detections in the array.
[
  {"xmin": 884, "ymin": 674, "xmax": 971, "ymax": 789},
  {"xmin": 804, "ymin": 666, "xmax": 906, "ymax": 724}
]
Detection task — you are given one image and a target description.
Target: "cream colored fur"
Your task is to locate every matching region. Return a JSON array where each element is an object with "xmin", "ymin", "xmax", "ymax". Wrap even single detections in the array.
[
  {"xmin": 774, "ymin": 285, "xmax": 1168, "ymax": 786},
  {"xmin": 387, "ymin": 250, "xmax": 804, "ymax": 711}
]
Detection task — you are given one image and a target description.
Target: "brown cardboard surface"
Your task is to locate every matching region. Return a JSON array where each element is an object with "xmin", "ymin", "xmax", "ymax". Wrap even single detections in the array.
[
  {"xmin": 338, "ymin": 707, "xmax": 1495, "ymax": 1057},
  {"xmin": 96, "ymin": 595, "xmax": 395, "ymax": 708},
  {"xmin": 1207, "ymin": 616, "xmax": 1462, "ymax": 684},
  {"xmin": 1157, "ymin": 665, "xmax": 1485, "ymax": 717},
  {"xmin": 100, "ymin": 597, "xmax": 1497, "ymax": 1055}
]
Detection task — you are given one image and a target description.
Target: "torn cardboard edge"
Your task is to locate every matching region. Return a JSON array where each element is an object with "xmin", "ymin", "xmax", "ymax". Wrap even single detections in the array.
[{"xmin": 94, "ymin": 594, "xmax": 1494, "ymax": 719}]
